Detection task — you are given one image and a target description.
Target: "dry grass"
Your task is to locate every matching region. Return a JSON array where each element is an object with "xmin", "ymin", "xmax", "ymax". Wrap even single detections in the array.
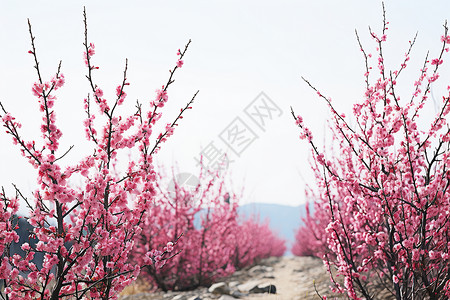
[{"xmin": 119, "ymin": 277, "xmax": 152, "ymax": 296}]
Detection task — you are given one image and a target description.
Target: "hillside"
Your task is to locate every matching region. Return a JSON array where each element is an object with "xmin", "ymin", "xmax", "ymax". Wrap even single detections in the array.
[{"xmin": 238, "ymin": 203, "xmax": 307, "ymax": 254}]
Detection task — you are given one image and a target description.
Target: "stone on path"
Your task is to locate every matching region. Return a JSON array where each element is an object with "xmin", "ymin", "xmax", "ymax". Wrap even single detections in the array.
[
  {"xmin": 257, "ymin": 283, "xmax": 276, "ymax": 294},
  {"xmin": 237, "ymin": 280, "xmax": 277, "ymax": 294},
  {"xmin": 248, "ymin": 265, "xmax": 274, "ymax": 276},
  {"xmin": 237, "ymin": 280, "xmax": 261, "ymax": 293},
  {"xmin": 208, "ymin": 282, "xmax": 230, "ymax": 295}
]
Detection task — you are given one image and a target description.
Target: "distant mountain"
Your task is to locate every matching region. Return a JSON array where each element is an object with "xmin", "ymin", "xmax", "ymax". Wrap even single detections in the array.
[{"xmin": 237, "ymin": 203, "xmax": 307, "ymax": 255}]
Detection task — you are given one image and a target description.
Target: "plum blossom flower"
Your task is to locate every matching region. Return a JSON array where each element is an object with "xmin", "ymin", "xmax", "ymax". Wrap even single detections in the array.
[
  {"xmin": 393, "ymin": 275, "xmax": 399, "ymax": 284},
  {"xmin": 32, "ymin": 83, "xmax": 44, "ymax": 97},
  {"xmin": 94, "ymin": 87, "xmax": 104, "ymax": 98},
  {"xmin": 52, "ymin": 74, "xmax": 65, "ymax": 90},
  {"xmin": 431, "ymin": 58, "xmax": 443, "ymax": 65},
  {"xmin": 21, "ymin": 243, "xmax": 31, "ymax": 251},
  {"xmin": 2, "ymin": 113, "xmax": 14, "ymax": 123},
  {"xmin": 164, "ymin": 242, "xmax": 174, "ymax": 253},
  {"xmin": 428, "ymin": 74, "xmax": 440, "ymax": 82},
  {"xmin": 155, "ymin": 88, "xmax": 168, "ymax": 103},
  {"xmin": 441, "ymin": 35, "xmax": 450, "ymax": 43}
]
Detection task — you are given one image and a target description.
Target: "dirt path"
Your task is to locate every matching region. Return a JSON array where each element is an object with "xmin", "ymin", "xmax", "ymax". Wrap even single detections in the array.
[
  {"xmin": 236, "ymin": 256, "xmax": 344, "ymax": 300},
  {"xmin": 119, "ymin": 256, "xmax": 345, "ymax": 300}
]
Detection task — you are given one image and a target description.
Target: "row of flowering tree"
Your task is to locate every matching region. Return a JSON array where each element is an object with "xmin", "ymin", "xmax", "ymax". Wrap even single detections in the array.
[
  {"xmin": 0, "ymin": 9, "xmax": 197, "ymax": 300},
  {"xmin": 291, "ymin": 5, "xmax": 450, "ymax": 300},
  {"xmin": 132, "ymin": 170, "xmax": 286, "ymax": 291}
]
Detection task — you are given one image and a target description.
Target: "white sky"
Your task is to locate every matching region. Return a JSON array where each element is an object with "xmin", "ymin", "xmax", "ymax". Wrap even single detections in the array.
[{"xmin": 1, "ymin": 1, "xmax": 450, "ymax": 213}]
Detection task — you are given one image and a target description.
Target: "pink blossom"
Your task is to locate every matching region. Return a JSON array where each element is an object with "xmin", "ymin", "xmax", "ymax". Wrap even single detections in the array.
[
  {"xmin": 428, "ymin": 73, "xmax": 440, "ymax": 82},
  {"xmin": 52, "ymin": 74, "xmax": 65, "ymax": 90},
  {"xmin": 116, "ymin": 85, "xmax": 127, "ymax": 105},
  {"xmin": 155, "ymin": 88, "xmax": 168, "ymax": 103},
  {"xmin": 88, "ymin": 42, "xmax": 95, "ymax": 57},
  {"xmin": 441, "ymin": 35, "xmax": 450, "ymax": 43},
  {"xmin": 32, "ymin": 83, "xmax": 44, "ymax": 97},
  {"xmin": 393, "ymin": 275, "xmax": 399, "ymax": 284},
  {"xmin": 94, "ymin": 87, "xmax": 104, "ymax": 98},
  {"xmin": 2, "ymin": 113, "xmax": 14, "ymax": 123},
  {"xmin": 21, "ymin": 243, "xmax": 31, "ymax": 251},
  {"xmin": 431, "ymin": 58, "xmax": 443, "ymax": 65}
]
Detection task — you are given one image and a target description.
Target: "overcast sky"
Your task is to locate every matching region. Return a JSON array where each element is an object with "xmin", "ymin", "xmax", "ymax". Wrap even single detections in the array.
[{"xmin": 1, "ymin": 1, "xmax": 450, "ymax": 213}]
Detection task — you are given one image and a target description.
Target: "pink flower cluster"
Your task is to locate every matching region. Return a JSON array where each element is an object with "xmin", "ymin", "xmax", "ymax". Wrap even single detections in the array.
[
  {"xmin": 292, "ymin": 11, "xmax": 450, "ymax": 300},
  {"xmin": 0, "ymin": 196, "xmax": 20, "ymax": 280},
  {"xmin": 154, "ymin": 87, "xmax": 169, "ymax": 108},
  {"xmin": 291, "ymin": 202, "xmax": 318, "ymax": 257},
  {"xmin": 131, "ymin": 170, "xmax": 286, "ymax": 291},
  {"xmin": 232, "ymin": 217, "xmax": 286, "ymax": 269}
]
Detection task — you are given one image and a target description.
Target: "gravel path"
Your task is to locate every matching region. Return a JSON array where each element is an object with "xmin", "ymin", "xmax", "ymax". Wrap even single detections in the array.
[{"xmin": 235, "ymin": 256, "xmax": 344, "ymax": 300}]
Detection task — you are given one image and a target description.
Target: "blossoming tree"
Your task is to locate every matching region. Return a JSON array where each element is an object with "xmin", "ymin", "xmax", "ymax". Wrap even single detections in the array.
[
  {"xmin": 132, "ymin": 169, "xmax": 286, "ymax": 291},
  {"xmin": 0, "ymin": 9, "xmax": 196, "ymax": 300},
  {"xmin": 232, "ymin": 216, "xmax": 286, "ymax": 269},
  {"xmin": 292, "ymin": 5, "xmax": 450, "ymax": 300},
  {"xmin": 131, "ymin": 169, "xmax": 236, "ymax": 291}
]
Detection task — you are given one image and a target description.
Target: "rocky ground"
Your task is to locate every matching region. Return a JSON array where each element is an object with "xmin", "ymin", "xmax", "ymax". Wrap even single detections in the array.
[{"xmin": 119, "ymin": 256, "xmax": 346, "ymax": 300}]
